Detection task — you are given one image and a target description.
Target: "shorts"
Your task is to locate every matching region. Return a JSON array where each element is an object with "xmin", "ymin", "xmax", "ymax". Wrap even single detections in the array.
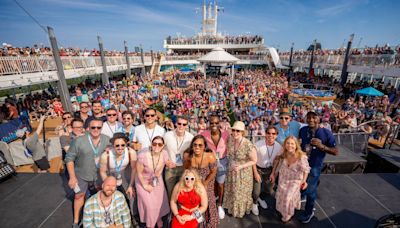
[
  {"xmin": 216, "ymin": 156, "xmax": 228, "ymax": 184},
  {"xmin": 76, "ymin": 176, "xmax": 98, "ymax": 195}
]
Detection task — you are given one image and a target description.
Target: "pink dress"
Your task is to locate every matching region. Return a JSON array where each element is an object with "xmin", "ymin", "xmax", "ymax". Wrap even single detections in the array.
[
  {"xmin": 135, "ymin": 150, "xmax": 170, "ymax": 227},
  {"xmin": 276, "ymin": 155, "xmax": 310, "ymax": 220}
]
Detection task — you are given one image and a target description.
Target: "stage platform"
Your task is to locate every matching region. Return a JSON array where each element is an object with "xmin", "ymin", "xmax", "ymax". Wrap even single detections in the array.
[{"xmin": 0, "ymin": 173, "xmax": 399, "ymax": 228}]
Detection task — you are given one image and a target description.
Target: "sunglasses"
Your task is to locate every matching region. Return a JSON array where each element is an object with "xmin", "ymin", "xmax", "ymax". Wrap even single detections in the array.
[
  {"xmin": 210, "ymin": 122, "xmax": 219, "ymax": 125},
  {"xmin": 115, "ymin": 144, "xmax": 126, "ymax": 148},
  {"xmin": 80, "ymin": 106, "xmax": 88, "ymax": 108},
  {"xmin": 90, "ymin": 126, "xmax": 102, "ymax": 130},
  {"xmin": 193, "ymin": 143, "xmax": 204, "ymax": 148},
  {"xmin": 152, "ymin": 142, "xmax": 164, "ymax": 147},
  {"xmin": 146, "ymin": 114, "xmax": 156, "ymax": 117},
  {"xmin": 280, "ymin": 117, "xmax": 290, "ymax": 120},
  {"xmin": 185, "ymin": 176, "xmax": 195, "ymax": 181},
  {"xmin": 266, "ymin": 132, "xmax": 277, "ymax": 135},
  {"xmin": 107, "ymin": 114, "xmax": 117, "ymax": 117},
  {"xmin": 123, "ymin": 117, "xmax": 131, "ymax": 120},
  {"xmin": 177, "ymin": 122, "xmax": 188, "ymax": 126},
  {"xmin": 62, "ymin": 116, "xmax": 72, "ymax": 120},
  {"xmin": 231, "ymin": 129, "xmax": 241, "ymax": 132}
]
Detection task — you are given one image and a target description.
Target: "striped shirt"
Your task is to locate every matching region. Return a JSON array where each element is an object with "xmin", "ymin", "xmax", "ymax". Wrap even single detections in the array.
[{"xmin": 83, "ymin": 190, "xmax": 131, "ymax": 228}]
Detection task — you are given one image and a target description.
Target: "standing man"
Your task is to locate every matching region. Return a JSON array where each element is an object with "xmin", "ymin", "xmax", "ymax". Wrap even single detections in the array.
[
  {"xmin": 275, "ymin": 108, "xmax": 301, "ymax": 145},
  {"xmin": 251, "ymin": 126, "xmax": 282, "ymax": 215},
  {"xmin": 101, "ymin": 107, "xmax": 123, "ymax": 138},
  {"xmin": 163, "ymin": 116, "xmax": 194, "ymax": 198},
  {"xmin": 200, "ymin": 115, "xmax": 229, "ymax": 219},
  {"xmin": 84, "ymin": 100, "xmax": 107, "ymax": 129},
  {"xmin": 74, "ymin": 102, "xmax": 91, "ymax": 124},
  {"xmin": 83, "ymin": 176, "xmax": 131, "ymax": 228},
  {"xmin": 120, "ymin": 111, "xmax": 136, "ymax": 143},
  {"xmin": 298, "ymin": 111, "xmax": 338, "ymax": 223},
  {"xmin": 132, "ymin": 108, "xmax": 165, "ymax": 152},
  {"xmin": 65, "ymin": 118, "xmax": 111, "ymax": 228}
]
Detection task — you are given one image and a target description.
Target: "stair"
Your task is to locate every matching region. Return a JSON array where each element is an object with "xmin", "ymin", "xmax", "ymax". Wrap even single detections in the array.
[{"xmin": 150, "ymin": 55, "xmax": 162, "ymax": 78}]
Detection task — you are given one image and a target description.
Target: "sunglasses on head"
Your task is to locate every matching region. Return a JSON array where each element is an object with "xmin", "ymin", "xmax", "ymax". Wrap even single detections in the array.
[
  {"xmin": 177, "ymin": 122, "xmax": 188, "ymax": 126},
  {"xmin": 115, "ymin": 144, "xmax": 126, "ymax": 148},
  {"xmin": 152, "ymin": 142, "xmax": 163, "ymax": 147},
  {"xmin": 107, "ymin": 113, "xmax": 117, "ymax": 117},
  {"xmin": 90, "ymin": 126, "xmax": 102, "ymax": 130},
  {"xmin": 146, "ymin": 114, "xmax": 156, "ymax": 117},
  {"xmin": 185, "ymin": 176, "xmax": 195, "ymax": 181}
]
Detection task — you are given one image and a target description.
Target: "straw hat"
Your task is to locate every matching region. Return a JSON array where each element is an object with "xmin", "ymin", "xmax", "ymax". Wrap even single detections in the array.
[
  {"xmin": 279, "ymin": 108, "xmax": 291, "ymax": 116},
  {"xmin": 231, "ymin": 121, "xmax": 245, "ymax": 131}
]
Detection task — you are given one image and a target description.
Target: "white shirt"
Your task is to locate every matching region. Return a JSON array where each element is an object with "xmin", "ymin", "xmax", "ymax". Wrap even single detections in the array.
[
  {"xmin": 164, "ymin": 130, "xmax": 194, "ymax": 166},
  {"xmin": 101, "ymin": 121, "xmax": 123, "ymax": 138},
  {"xmin": 133, "ymin": 124, "xmax": 165, "ymax": 152},
  {"xmin": 254, "ymin": 140, "xmax": 283, "ymax": 168}
]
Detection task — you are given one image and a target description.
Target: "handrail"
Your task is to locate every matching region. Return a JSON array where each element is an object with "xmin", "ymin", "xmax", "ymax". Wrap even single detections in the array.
[{"xmin": 0, "ymin": 56, "xmax": 152, "ymax": 76}]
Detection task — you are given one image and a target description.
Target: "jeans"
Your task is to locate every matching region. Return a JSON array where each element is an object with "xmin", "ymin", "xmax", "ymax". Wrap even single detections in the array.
[
  {"xmin": 252, "ymin": 166, "xmax": 273, "ymax": 203},
  {"xmin": 302, "ymin": 166, "xmax": 321, "ymax": 215}
]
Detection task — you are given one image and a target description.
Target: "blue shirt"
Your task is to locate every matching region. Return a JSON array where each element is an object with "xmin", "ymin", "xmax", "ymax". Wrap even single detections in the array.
[
  {"xmin": 275, "ymin": 121, "xmax": 301, "ymax": 145},
  {"xmin": 299, "ymin": 126, "xmax": 336, "ymax": 169}
]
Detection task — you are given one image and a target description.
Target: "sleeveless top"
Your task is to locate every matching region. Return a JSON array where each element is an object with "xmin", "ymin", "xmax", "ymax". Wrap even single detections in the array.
[{"xmin": 108, "ymin": 148, "xmax": 130, "ymax": 186}]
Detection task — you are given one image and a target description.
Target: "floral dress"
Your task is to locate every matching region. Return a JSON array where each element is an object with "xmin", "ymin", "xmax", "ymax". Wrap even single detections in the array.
[
  {"xmin": 276, "ymin": 155, "xmax": 310, "ymax": 220},
  {"xmin": 223, "ymin": 138, "xmax": 254, "ymax": 218}
]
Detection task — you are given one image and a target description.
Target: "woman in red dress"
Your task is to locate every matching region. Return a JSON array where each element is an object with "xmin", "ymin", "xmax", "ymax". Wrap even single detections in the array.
[{"xmin": 170, "ymin": 169, "xmax": 208, "ymax": 228}]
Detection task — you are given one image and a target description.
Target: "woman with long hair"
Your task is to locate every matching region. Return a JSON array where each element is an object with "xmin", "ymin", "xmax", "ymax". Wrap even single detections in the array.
[
  {"xmin": 272, "ymin": 136, "xmax": 310, "ymax": 223},
  {"xmin": 183, "ymin": 135, "xmax": 218, "ymax": 228},
  {"xmin": 136, "ymin": 136, "xmax": 170, "ymax": 228},
  {"xmin": 170, "ymin": 169, "xmax": 208, "ymax": 228}
]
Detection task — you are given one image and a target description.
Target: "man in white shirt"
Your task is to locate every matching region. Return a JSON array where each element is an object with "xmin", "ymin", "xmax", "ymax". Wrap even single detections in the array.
[
  {"xmin": 101, "ymin": 108, "xmax": 123, "ymax": 138},
  {"xmin": 132, "ymin": 108, "xmax": 165, "ymax": 152},
  {"xmin": 163, "ymin": 116, "xmax": 194, "ymax": 199},
  {"xmin": 251, "ymin": 125, "xmax": 283, "ymax": 215}
]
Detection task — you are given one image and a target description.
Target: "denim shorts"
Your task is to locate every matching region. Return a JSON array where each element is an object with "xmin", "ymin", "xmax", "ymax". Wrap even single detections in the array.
[{"xmin": 216, "ymin": 156, "xmax": 228, "ymax": 184}]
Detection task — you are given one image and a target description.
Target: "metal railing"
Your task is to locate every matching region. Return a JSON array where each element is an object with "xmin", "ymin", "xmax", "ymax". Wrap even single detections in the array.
[
  {"xmin": 0, "ymin": 56, "xmax": 151, "ymax": 76},
  {"xmin": 163, "ymin": 54, "xmax": 266, "ymax": 62},
  {"xmin": 334, "ymin": 132, "xmax": 370, "ymax": 154},
  {"xmin": 280, "ymin": 53, "xmax": 400, "ymax": 68}
]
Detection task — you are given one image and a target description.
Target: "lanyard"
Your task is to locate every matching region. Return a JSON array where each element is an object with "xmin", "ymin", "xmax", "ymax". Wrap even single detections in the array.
[
  {"xmin": 175, "ymin": 131, "xmax": 186, "ymax": 154},
  {"xmin": 88, "ymin": 135, "xmax": 100, "ymax": 157},
  {"xmin": 151, "ymin": 151, "xmax": 161, "ymax": 175},
  {"xmin": 106, "ymin": 122, "xmax": 116, "ymax": 135},
  {"xmin": 266, "ymin": 142, "xmax": 275, "ymax": 166},
  {"xmin": 124, "ymin": 125, "xmax": 135, "ymax": 141},
  {"xmin": 113, "ymin": 149, "xmax": 125, "ymax": 174},
  {"xmin": 145, "ymin": 126, "xmax": 155, "ymax": 145}
]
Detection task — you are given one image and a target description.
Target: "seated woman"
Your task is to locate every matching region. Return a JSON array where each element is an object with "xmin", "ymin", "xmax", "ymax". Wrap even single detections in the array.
[
  {"xmin": 136, "ymin": 136, "xmax": 170, "ymax": 228},
  {"xmin": 272, "ymin": 136, "xmax": 310, "ymax": 223},
  {"xmin": 170, "ymin": 169, "xmax": 208, "ymax": 228},
  {"xmin": 99, "ymin": 133, "xmax": 137, "ymax": 199}
]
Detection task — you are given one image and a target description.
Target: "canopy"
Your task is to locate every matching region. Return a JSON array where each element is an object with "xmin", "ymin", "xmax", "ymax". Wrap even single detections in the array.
[
  {"xmin": 197, "ymin": 47, "xmax": 239, "ymax": 63},
  {"xmin": 179, "ymin": 68, "xmax": 193, "ymax": 73},
  {"xmin": 355, "ymin": 87, "xmax": 384, "ymax": 96}
]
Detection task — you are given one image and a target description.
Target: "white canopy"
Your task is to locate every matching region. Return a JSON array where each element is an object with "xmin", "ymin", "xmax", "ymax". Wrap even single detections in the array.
[{"xmin": 197, "ymin": 47, "xmax": 239, "ymax": 63}]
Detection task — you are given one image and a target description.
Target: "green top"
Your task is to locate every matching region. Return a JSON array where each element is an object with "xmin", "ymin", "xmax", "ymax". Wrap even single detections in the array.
[{"xmin": 65, "ymin": 133, "xmax": 110, "ymax": 181}]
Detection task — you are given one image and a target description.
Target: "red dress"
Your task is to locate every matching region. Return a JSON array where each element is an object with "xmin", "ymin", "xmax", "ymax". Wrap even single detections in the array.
[{"xmin": 172, "ymin": 189, "xmax": 201, "ymax": 228}]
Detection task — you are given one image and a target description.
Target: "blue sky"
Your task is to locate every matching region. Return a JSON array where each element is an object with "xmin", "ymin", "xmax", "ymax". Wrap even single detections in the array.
[{"xmin": 1, "ymin": 0, "xmax": 399, "ymax": 52}]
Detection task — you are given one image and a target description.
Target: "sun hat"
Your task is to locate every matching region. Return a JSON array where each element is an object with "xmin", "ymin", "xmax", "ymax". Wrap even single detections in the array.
[
  {"xmin": 231, "ymin": 121, "xmax": 245, "ymax": 131},
  {"xmin": 279, "ymin": 108, "xmax": 291, "ymax": 116}
]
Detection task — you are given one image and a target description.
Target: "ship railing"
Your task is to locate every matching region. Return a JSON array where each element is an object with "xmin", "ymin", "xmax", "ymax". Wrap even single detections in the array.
[
  {"xmin": 164, "ymin": 54, "xmax": 266, "ymax": 61},
  {"xmin": 0, "ymin": 56, "xmax": 151, "ymax": 76}
]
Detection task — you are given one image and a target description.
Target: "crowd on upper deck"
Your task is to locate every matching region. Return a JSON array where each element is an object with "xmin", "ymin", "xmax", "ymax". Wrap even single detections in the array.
[
  {"xmin": 165, "ymin": 35, "xmax": 263, "ymax": 45},
  {"xmin": 279, "ymin": 44, "xmax": 400, "ymax": 56}
]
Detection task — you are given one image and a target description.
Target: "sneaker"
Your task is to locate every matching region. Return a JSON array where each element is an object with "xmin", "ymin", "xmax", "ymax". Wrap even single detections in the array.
[
  {"xmin": 300, "ymin": 196, "xmax": 307, "ymax": 203},
  {"xmin": 257, "ymin": 198, "xmax": 268, "ymax": 209},
  {"xmin": 251, "ymin": 203, "xmax": 259, "ymax": 216},
  {"xmin": 299, "ymin": 211, "xmax": 315, "ymax": 224},
  {"xmin": 218, "ymin": 206, "xmax": 225, "ymax": 219}
]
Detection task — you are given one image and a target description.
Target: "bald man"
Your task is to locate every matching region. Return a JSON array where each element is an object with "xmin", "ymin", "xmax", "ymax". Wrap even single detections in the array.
[{"xmin": 83, "ymin": 176, "xmax": 131, "ymax": 228}]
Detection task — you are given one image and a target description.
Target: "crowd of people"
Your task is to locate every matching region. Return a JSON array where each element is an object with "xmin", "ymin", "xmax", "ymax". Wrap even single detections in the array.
[
  {"xmin": 279, "ymin": 44, "xmax": 400, "ymax": 56},
  {"xmin": 165, "ymin": 35, "xmax": 263, "ymax": 46},
  {"xmin": 1, "ymin": 68, "xmax": 400, "ymax": 227}
]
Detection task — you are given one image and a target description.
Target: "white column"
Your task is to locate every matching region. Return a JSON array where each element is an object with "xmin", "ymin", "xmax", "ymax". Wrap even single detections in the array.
[{"xmin": 203, "ymin": 64, "xmax": 206, "ymax": 80}]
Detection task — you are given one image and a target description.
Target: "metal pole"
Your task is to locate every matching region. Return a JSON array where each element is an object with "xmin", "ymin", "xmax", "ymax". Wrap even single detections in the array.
[
  {"xmin": 308, "ymin": 39, "xmax": 316, "ymax": 77},
  {"xmin": 124, "ymin": 41, "xmax": 131, "ymax": 78},
  {"xmin": 47, "ymin": 26, "xmax": 72, "ymax": 112},
  {"xmin": 289, "ymin": 42, "xmax": 294, "ymax": 68},
  {"xmin": 340, "ymin": 34, "xmax": 354, "ymax": 86},
  {"xmin": 140, "ymin": 45, "xmax": 145, "ymax": 79},
  {"xmin": 97, "ymin": 35, "xmax": 109, "ymax": 85}
]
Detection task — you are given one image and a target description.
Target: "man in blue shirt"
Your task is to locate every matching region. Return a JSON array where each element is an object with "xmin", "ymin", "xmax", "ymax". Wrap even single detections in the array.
[
  {"xmin": 298, "ymin": 111, "xmax": 339, "ymax": 223},
  {"xmin": 275, "ymin": 108, "xmax": 301, "ymax": 145}
]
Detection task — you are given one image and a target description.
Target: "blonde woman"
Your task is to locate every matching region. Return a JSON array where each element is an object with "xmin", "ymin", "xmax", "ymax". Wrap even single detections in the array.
[
  {"xmin": 170, "ymin": 169, "xmax": 208, "ymax": 228},
  {"xmin": 272, "ymin": 136, "xmax": 310, "ymax": 223}
]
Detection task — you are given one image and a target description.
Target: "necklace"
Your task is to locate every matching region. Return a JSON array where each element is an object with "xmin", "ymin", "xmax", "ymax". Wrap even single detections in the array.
[
  {"xmin": 99, "ymin": 193, "xmax": 113, "ymax": 225},
  {"xmin": 194, "ymin": 152, "xmax": 205, "ymax": 169},
  {"xmin": 151, "ymin": 150, "xmax": 161, "ymax": 175}
]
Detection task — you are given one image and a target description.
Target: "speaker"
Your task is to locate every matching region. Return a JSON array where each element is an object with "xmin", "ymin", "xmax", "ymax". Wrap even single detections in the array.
[{"xmin": 0, "ymin": 151, "xmax": 16, "ymax": 180}]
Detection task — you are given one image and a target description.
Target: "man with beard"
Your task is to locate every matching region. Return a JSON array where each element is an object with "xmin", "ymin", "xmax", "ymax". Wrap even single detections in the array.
[
  {"xmin": 84, "ymin": 100, "xmax": 107, "ymax": 129},
  {"xmin": 200, "ymin": 115, "xmax": 229, "ymax": 219},
  {"xmin": 83, "ymin": 176, "xmax": 131, "ymax": 227}
]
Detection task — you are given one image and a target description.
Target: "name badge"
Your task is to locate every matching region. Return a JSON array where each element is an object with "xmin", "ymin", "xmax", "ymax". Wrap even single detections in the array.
[
  {"xmin": 175, "ymin": 154, "xmax": 183, "ymax": 165},
  {"xmin": 216, "ymin": 152, "xmax": 220, "ymax": 161},
  {"xmin": 152, "ymin": 176, "xmax": 159, "ymax": 187}
]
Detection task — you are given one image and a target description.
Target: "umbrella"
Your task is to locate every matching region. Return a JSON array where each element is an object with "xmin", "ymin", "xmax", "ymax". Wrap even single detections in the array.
[{"xmin": 355, "ymin": 87, "xmax": 384, "ymax": 97}]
